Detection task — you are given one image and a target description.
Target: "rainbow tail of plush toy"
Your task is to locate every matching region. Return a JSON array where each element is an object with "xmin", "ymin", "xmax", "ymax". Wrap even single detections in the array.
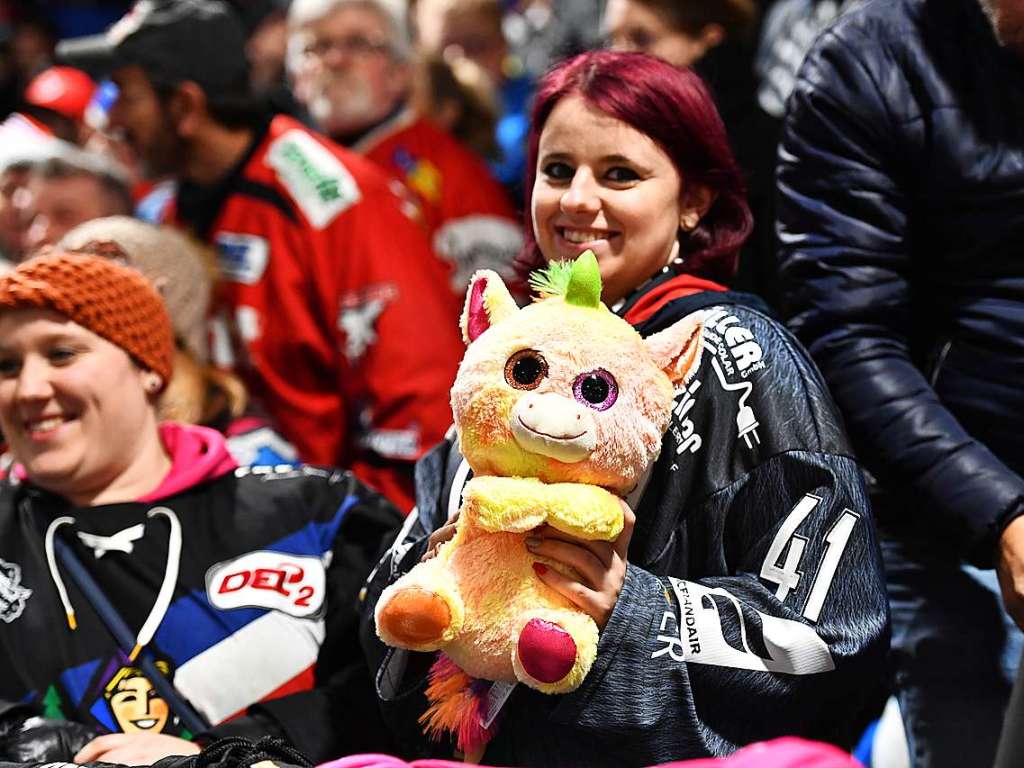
[{"xmin": 420, "ymin": 654, "xmax": 499, "ymax": 759}]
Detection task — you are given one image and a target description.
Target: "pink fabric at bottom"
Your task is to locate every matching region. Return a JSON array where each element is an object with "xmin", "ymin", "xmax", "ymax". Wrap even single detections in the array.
[
  {"xmin": 317, "ymin": 737, "xmax": 861, "ymax": 768},
  {"xmin": 318, "ymin": 757, "xmax": 465, "ymax": 768},
  {"xmin": 658, "ymin": 737, "xmax": 863, "ymax": 768}
]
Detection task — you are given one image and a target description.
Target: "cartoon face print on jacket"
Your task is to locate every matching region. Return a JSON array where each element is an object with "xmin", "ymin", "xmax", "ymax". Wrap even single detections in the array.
[{"xmin": 104, "ymin": 662, "xmax": 170, "ymax": 734}]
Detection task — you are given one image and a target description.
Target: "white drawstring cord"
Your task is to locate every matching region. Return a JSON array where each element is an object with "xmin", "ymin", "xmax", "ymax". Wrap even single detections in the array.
[
  {"xmin": 131, "ymin": 507, "xmax": 182, "ymax": 661},
  {"xmin": 44, "ymin": 507, "xmax": 182, "ymax": 658},
  {"xmin": 44, "ymin": 516, "xmax": 78, "ymax": 630}
]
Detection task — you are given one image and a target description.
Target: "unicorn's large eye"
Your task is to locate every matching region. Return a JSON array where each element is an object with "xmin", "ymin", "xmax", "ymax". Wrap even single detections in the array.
[
  {"xmin": 505, "ymin": 349, "xmax": 548, "ymax": 390},
  {"xmin": 573, "ymin": 369, "xmax": 618, "ymax": 411}
]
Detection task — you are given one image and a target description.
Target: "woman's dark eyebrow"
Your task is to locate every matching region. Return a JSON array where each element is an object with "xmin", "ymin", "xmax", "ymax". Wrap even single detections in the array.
[
  {"xmin": 0, "ymin": 332, "xmax": 83, "ymax": 354},
  {"xmin": 540, "ymin": 152, "xmax": 641, "ymax": 166}
]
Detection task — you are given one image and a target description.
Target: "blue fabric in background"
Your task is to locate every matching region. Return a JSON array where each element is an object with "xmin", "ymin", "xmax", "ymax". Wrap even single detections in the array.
[
  {"xmin": 852, "ymin": 719, "xmax": 879, "ymax": 766},
  {"xmin": 22, "ymin": 2, "xmax": 131, "ymax": 39}
]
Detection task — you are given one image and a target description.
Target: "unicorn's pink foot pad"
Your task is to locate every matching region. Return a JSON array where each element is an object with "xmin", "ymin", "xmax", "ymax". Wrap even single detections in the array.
[{"xmin": 517, "ymin": 618, "xmax": 577, "ymax": 683}]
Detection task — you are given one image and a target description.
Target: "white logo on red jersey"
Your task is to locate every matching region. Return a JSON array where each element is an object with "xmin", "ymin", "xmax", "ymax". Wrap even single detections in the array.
[
  {"xmin": 206, "ymin": 551, "xmax": 326, "ymax": 618},
  {"xmin": 337, "ymin": 284, "xmax": 397, "ymax": 362},
  {"xmin": 215, "ymin": 233, "xmax": 269, "ymax": 285},
  {"xmin": 433, "ymin": 215, "xmax": 523, "ymax": 293},
  {"xmin": 266, "ymin": 130, "xmax": 361, "ymax": 229}
]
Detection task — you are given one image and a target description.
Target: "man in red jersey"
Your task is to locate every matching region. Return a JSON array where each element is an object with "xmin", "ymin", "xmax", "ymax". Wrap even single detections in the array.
[
  {"xmin": 58, "ymin": 0, "xmax": 465, "ymax": 512},
  {"xmin": 287, "ymin": 0, "xmax": 523, "ymax": 308}
]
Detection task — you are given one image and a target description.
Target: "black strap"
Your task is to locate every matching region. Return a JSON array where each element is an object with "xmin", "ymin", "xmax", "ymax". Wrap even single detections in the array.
[{"xmin": 53, "ymin": 537, "xmax": 210, "ymax": 735}]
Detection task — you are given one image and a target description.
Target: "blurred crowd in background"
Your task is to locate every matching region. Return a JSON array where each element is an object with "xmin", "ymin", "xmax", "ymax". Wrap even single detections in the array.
[
  {"xmin": 2, "ymin": 0, "xmax": 1023, "ymax": 767},
  {"xmin": 0, "ymin": 0, "xmax": 829, "ymax": 289}
]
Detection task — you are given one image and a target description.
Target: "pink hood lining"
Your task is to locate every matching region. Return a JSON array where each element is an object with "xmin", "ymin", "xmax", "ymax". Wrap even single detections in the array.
[
  {"xmin": 10, "ymin": 422, "xmax": 238, "ymax": 502},
  {"xmin": 139, "ymin": 422, "xmax": 239, "ymax": 502}
]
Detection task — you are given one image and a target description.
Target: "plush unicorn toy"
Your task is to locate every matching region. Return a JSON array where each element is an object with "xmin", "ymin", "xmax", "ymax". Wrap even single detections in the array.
[{"xmin": 375, "ymin": 252, "xmax": 703, "ymax": 752}]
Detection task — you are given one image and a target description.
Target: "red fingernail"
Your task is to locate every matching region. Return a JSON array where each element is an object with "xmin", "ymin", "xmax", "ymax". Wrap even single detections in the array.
[{"xmin": 532, "ymin": 562, "xmax": 547, "ymax": 575}]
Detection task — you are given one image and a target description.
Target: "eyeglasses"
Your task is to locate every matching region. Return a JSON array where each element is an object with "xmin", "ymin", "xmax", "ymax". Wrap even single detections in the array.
[{"xmin": 303, "ymin": 34, "xmax": 393, "ymax": 59}]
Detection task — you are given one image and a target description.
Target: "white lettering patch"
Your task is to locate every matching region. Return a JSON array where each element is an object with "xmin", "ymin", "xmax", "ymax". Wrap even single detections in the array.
[
  {"xmin": 670, "ymin": 377, "xmax": 704, "ymax": 457},
  {"xmin": 206, "ymin": 551, "xmax": 326, "ymax": 618},
  {"xmin": 700, "ymin": 308, "xmax": 767, "ymax": 450},
  {"xmin": 266, "ymin": 130, "xmax": 360, "ymax": 228},
  {"xmin": 215, "ymin": 233, "xmax": 269, "ymax": 285},
  {"xmin": 653, "ymin": 577, "xmax": 835, "ymax": 675},
  {"xmin": 702, "ymin": 308, "xmax": 767, "ymax": 379}
]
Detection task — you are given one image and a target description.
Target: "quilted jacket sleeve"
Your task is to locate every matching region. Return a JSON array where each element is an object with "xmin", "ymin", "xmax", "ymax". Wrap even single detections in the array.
[{"xmin": 776, "ymin": 21, "xmax": 1024, "ymax": 566}]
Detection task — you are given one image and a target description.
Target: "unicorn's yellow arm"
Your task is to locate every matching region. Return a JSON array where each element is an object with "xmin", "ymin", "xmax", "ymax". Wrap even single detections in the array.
[{"xmin": 462, "ymin": 476, "xmax": 623, "ymax": 540}]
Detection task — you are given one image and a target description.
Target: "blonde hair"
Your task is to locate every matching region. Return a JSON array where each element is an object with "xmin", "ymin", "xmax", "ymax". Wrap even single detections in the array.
[
  {"xmin": 59, "ymin": 219, "xmax": 250, "ymax": 429},
  {"xmin": 104, "ymin": 660, "xmax": 170, "ymax": 699},
  {"xmin": 159, "ymin": 348, "xmax": 248, "ymax": 426}
]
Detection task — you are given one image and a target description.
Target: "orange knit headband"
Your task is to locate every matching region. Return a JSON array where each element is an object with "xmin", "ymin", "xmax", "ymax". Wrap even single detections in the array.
[{"xmin": 0, "ymin": 251, "xmax": 175, "ymax": 388}]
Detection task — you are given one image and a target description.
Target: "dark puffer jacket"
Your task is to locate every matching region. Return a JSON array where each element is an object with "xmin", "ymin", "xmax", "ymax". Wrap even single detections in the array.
[{"xmin": 776, "ymin": 0, "xmax": 1024, "ymax": 566}]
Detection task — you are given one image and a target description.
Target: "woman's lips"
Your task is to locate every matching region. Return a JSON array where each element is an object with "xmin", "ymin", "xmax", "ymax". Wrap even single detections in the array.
[
  {"xmin": 22, "ymin": 415, "xmax": 74, "ymax": 441},
  {"xmin": 554, "ymin": 226, "xmax": 619, "ymax": 252}
]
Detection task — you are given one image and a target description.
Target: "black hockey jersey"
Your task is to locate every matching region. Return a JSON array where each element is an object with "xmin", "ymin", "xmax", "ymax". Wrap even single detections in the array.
[
  {"xmin": 359, "ymin": 277, "xmax": 890, "ymax": 766},
  {"xmin": 0, "ymin": 425, "xmax": 402, "ymax": 762}
]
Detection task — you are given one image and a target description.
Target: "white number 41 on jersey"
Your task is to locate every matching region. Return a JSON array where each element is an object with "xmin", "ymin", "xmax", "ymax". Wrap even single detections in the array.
[{"xmin": 760, "ymin": 494, "xmax": 860, "ymax": 623}]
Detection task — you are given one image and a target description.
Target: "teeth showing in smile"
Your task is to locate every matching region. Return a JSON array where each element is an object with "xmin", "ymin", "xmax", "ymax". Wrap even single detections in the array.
[
  {"xmin": 28, "ymin": 417, "xmax": 64, "ymax": 432},
  {"xmin": 561, "ymin": 228, "xmax": 609, "ymax": 244}
]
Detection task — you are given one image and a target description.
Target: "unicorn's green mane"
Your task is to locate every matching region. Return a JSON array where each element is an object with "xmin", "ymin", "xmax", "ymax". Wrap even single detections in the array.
[
  {"xmin": 527, "ymin": 250, "xmax": 602, "ymax": 308},
  {"xmin": 528, "ymin": 260, "xmax": 574, "ymax": 299}
]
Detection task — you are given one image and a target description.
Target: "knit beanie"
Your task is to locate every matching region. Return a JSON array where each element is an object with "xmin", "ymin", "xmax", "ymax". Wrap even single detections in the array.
[
  {"xmin": 60, "ymin": 216, "xmax": 213, "ymax": 364},
  {"xmin": 0, "ymin": 250, "xmax": 175, "ymax": 388}
]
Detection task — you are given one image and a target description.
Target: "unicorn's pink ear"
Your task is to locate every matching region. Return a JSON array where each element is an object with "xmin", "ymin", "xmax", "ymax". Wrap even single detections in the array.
[
  {"xmin": 460, "ymin": 270, "xmax": 519, "ymax": 344},
  {"xmin": 644, "ymin": 313, "xmax": 704, "ymax": 385}
]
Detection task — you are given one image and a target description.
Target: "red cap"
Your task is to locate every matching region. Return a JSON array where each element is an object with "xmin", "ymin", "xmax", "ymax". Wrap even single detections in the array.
[{"xmin": 24, "ymin": 66, "xmax": 96, "ymax": 123}]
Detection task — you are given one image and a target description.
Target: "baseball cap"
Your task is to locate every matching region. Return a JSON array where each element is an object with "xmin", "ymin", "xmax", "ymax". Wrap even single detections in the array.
[
  {"xmin": 24, "ymin": 66, "xmax": 97, "ymax": 123},
  {"xmin": 55, "ymin": 0, "xmax": 249, "ymax": 98}
]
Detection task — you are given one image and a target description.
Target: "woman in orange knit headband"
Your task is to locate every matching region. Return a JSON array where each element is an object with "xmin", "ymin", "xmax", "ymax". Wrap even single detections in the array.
[{"xmin": 0, "ymin": 251, "xmax": 401, "ymax": 765}]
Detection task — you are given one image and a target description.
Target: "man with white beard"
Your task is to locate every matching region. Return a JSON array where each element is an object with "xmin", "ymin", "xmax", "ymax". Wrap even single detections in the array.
[{"xmin": 287, "ymin": 0, "xmax": 522, "ymax": 306}]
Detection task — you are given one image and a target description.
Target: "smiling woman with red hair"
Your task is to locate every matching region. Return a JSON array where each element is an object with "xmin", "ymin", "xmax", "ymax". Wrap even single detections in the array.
[
  {"xmin": 361, "ymin": 49, "xmax": 888, "ymax": 768},
  {"xmin": 517, "ymin": 49, "xmax": 752, "ymax": 288}
]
